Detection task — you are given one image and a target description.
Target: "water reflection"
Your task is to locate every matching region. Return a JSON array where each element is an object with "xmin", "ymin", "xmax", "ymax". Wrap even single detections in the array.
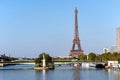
[
  {"xmin": 73, "ymin": 66, "xmax": 80, "ymax": 80},
  {"xmin": 35, "ymin": 70, "xmax": 46, "ymax": 80},
  {"xmin": 42, "ymin": 70, "xmax": 46, "ymax": 80},
  {"xmin": 108, "ymin": 69, "xmax": 120, "ymax": 80},
  {"xmin": 2, "ymin": 65, "xmax": 120, "ymax": 80}
]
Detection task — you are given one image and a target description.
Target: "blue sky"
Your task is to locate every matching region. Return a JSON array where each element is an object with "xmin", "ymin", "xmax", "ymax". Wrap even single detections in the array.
[{"xmin": 0, "ymin": 0, "xmax": 120, "ymax": 57}]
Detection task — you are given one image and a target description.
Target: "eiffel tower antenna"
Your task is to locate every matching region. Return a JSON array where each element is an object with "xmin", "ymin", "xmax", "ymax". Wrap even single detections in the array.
[{"xmin": 70, "ymin": 8, "xmax": 83, "ymax": 57}]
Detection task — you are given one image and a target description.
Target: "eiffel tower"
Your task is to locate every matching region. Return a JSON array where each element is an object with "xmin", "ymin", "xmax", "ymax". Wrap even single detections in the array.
[{"xmin": 70, "ymin": 8, "xmax": 83, "ymax": 57}]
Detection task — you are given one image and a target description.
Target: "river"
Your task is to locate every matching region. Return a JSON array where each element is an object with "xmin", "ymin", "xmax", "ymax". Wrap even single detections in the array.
[{"xmin": 0, "ymin": 64, "xmax": 120, "ymax": 80}]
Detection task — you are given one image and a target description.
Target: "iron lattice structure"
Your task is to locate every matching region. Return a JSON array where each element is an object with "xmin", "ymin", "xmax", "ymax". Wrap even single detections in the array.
[{"xmin": 70, "ymin": 8, "xmax": 83, "ymax": 57}]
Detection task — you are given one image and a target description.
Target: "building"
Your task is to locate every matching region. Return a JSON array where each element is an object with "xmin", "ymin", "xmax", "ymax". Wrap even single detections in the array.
[
  {"xmin": 109, "ymin": 45, "xmax": 116, "ymax": 53},
  {"xmin": 116, "ymin": 27, "xmax": 120, "ymax": 53},
  {"xmin": 103, "ymin": 45, "xmax": 116, "ymax": 53},
  {"xmin": 103, "ymin": 48, "xmax": 109, "ymax": 53}
]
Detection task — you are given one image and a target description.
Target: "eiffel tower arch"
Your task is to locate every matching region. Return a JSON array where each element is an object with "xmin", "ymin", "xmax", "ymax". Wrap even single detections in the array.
[{"xmin": 70, "ymin": 8, "xmax": 83, "ymax": 57}]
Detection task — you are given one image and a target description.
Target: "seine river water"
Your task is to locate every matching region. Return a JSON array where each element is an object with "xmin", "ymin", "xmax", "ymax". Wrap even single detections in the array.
[{"xmin": 0, "ymin": 64, "xmax": 120, "ymax": 80}]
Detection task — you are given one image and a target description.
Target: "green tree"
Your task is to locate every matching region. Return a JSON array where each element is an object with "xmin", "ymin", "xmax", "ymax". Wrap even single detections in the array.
[
  {"xmin": 88, "ymin": 52, "xmax": 96, "ymax": 61},
  {"xmin": 78, "ymin": 54, "xmax": 87, "ymax": 60},
  {"xmin": 112, "ymin": 52, "xmax": 119, "ymax": 60},
  {"xmin": 101, "ymin": 52, "xmax": 113, "ymax": 61},
  {"xmin": 95, "ymin": 54, "xmax": 102, "ymax": 62},
  {"xmin": 35, "ymin": 53, "xmax": 52, "ymax": 67}
]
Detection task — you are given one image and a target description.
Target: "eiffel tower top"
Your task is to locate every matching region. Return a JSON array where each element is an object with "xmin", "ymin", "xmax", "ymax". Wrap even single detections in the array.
[
  {"xmin": 74, "ymin": 8, "xmax": 79, "ymax": 40},
  {"xmin": 75, "ymin": 7, "xmax": 78, "ymax": 13}
]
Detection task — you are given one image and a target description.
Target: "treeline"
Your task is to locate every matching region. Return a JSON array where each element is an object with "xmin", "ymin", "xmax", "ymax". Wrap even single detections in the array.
[
  {"xmin": 78, "ymin": 52, "xmax": 120, "ymax": 63},
  {"xmin": 0, "ymin": 54, "xmax": 18, "ymax": 62},
  {"xmin": 34, "ymin": 52, "xmax": 120, "ymax": 63}
]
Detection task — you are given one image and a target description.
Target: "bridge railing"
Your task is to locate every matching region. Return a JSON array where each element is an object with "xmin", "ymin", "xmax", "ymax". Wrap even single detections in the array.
[{"xmin": 52, "ymin": 60, "xmax": 103, "ymax": 63}]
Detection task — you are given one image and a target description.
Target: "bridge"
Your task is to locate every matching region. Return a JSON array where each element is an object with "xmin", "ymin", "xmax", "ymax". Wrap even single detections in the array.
[
  {"xmin": 0, "ymin": 60, "xmax": 35, "ymax": 67},
  {"xmin": 53, "ymin": 60, "xmax": 104, "ymax": 65},
  {"xmin": 0, "ymin": 60, "xmax": 105, "ymax": 67}
]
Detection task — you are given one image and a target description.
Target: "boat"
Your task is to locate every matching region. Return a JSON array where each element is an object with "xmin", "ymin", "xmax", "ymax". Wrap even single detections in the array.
[
  {"xmin": 95, "ymin": 64, "xmax": 105, "ymax": 68},
  {"xmin": 89, "ymin": 63, "xmax": 96, "ymax": 67}
]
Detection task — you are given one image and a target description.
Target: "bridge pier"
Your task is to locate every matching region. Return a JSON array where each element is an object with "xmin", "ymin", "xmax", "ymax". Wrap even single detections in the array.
[{"xmin": 0, "ymin": 63, "xmax": 4, "ymax": 67}]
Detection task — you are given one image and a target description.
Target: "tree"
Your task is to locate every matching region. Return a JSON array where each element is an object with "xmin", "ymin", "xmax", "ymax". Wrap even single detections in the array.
[
  {"xmin": 95, "ymin": 54, "xmax": 102, "ymax": 62},
  {"xmin": 88, "ymin": 52, "xmax": 96, "ymax": 61},
  {"xmin": 112, "ymin": 52, "xmax": 119, "ymax": 60},
  {"xmin": 101, "ymin": 52, "xmax": 113, "ymax": 61},
  {"xmin": 78, "ymin": 54, "xmax": 87, "ymax": 60},
  {"xmin": 35, "ymin": 53, "xmax": 53, "ymax": 67}
]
